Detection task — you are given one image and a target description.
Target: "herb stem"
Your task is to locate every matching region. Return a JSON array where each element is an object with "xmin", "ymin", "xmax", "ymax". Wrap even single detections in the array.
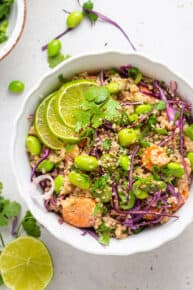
[{"xmin": 0, "ymin": 233, "xmax": 5, "ymax": 248}]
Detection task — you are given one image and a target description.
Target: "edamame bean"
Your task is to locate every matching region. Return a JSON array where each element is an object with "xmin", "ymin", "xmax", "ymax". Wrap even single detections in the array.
[
  {"xmin": 135, "ymin": 104, "xmax": 152, "ymax": 115},
  {"xmin": 106, "ymin": 82, "xmax": 120, "ymax": 94},
  {"xmin": 184, "ymin": 124, "xmax": 193, "ymax": 141},
  {"xmin": 128, "ymin": 113, "xmax": 138, "ymax": 122},
  {"xmin": 134, "ymin": 188, "xmax": 148, "ymax": 200},
  {"xmin": 187, "ymin": 152, "xmax": 193, "ymax": 170},
  {"xmin": 118, "ymin": 128, "xmax": 140, "ymax": 147},
  {"xmin": 167, "ymin": 162, "xmax": 184, "ymax": 177},
  {"xmin": 93, "ymin": 186, "xmax": 112, "ymax": 203},
  {"xmin": 26, "ymin": 136, "xmax": 42, "ymax": 155},
  {"xmin": 75, "ymin": 155, "xmax": 98, "ymax": 171},
  {"xmin": 119, "ymin": 155, "xmax": 130, "ymax": 171},
  {"xmin": 68, "ymin": 171, "xmax": 90, "ymax": 189},
  {"xmin": 8, "ymin": 80, "xmax": 25, "ymax": 93},
  {"xmin": 38, "ymin": 160, "xmax": 54, "ymax": 173},
  {"xmin": 66, "ymin": 11, "xmax": 83, "ymax": 28},
  {"xmin": 54, "ymin": 175, "xmax": 65, "ymax": 194},
  {"xmin": 48, "ymin": 39, "xmax": 62, "ymax": 57},
  {"xmin": 120, "ymin": 191, "xmax": 136, "ymax": 210}
]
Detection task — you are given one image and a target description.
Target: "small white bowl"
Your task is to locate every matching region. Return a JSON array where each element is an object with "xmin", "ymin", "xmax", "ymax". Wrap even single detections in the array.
[
  {"xmin": 11, "ymin": 51, "xmax": 193, "ymax": 255},
  {"xmin": 0, "ymin": 0, "xmax": 26, "ymax": 61}
]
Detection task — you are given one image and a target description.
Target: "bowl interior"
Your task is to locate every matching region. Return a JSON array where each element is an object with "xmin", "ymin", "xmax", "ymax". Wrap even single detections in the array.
[{"xmin": 12, "ymin": 51, "xmax": 193, "ymax": 255}]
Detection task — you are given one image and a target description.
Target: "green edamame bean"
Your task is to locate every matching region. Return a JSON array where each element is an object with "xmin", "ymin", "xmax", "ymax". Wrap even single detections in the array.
[
  {"xmin": 134, "ymin": 188, "xmax": 148, "ymax": 200},
  {"xmin": 8, "ymin": 80, "xmax": 25, "ymax": 93},
  {"xmin": 120, "ymin": 191, "xmax": 136, "ymax": 210},
  {"xmin": 167, "ymin": 162, "xmax": 184, "ymax": 177},
  {"xmin": 66, "ymin": 11, "xmax": 83, "ymax": 28},
  {"xmin": 135, "ymin": 104, "xmax": 152, "ymax": 115},
  {"xmin": 75, "ymin": 155, "xmax": 98, "ymax": 171},
  {"xmin": 118, "ymin": 128, "xmax": 140, "ymax": 147},
  {"xmin": 187, "ymin": 152, "xmax": 193, "ymax": 170},
  {"xmin": 106, "ymin": 82, "xmax": 120, "ymax": 94},
  {"xmin": 54, "ymin": 175, "xmax": 64, "ymax": 194},
  {"xmin": 128, "ymin": 113, "xmax": 138, "ymax": 122},
  {"xmin": 38, "ymin": 160, "xmax": 54, "ymax": 173},
  {"xmin": 26, "ymin": 136, "xmax": 42, "ymax": 155},
  {"xmin": 119, "ymin": 155, "xmax": 130, "ymax": 171},
  {"xmin": 68, "ymin": 171, "xmax": 90, "ymax": 189},
  {"xmin": 184, "ymin": 124, "xmax": 193, "ymax": 141},
  {"xmin": 154, "ymin": 128, "xmax": 168, "ymax": 135},
  {"xmin": 47, "ymin": 39, "xmax": 62, "ymax": 57}
]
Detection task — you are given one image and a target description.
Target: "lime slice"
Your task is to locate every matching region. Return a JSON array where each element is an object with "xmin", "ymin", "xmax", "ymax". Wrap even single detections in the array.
[
  {"xmin": 46, "ymin": 94, "xmax": 79, "ymax": 143},
  {"xmin": 34, "ymin": 93, "xmax": 64, "ymax": 150},
  {"xmin": 0, "ymin": 236, "xmax": 53, "ymax": 290},
  {"xmin": 57, "ymin": 79, "xmax": 96, "ymax": 128}
]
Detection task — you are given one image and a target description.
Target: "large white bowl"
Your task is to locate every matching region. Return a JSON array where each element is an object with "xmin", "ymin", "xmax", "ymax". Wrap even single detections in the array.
[
  {"xmin": 0, "ymin": 0, "xmax": 26, "ymax": 61},
  {"xmin": 11, "ymin": 51, "xmax": 193, "ymax": 255}
]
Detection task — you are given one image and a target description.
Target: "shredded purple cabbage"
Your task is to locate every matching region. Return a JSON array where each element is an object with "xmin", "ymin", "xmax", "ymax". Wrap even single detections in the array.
[
  {"xmin": 103, "ymin": 120, "xmax": 113, "ymax": 130},
  {"xmin": 158, "ymin": 130, "xmax": 176, "ymax": 146},
  {"xmin": 112, "ymin": 183, "xmax": 120, "ymax": 210},
  {"xmin": 30, "ymin": 148, "xmax": 50, "ymax": 181},
  {"xmin": 11, "ymin": 216, "xmax": 18, "ymax": 236},
  {"xmin": 119, "ymin": 64, "xmax": 132, "ymax": 76},
  {"xmin": 99, "ymin": 69, "xmax": 104, "ymax": 86},
  {"xmin": 139, "ymin": 87, "xmax": 158, "ymax": 98},
  {"xmin": 169, "ymin": 80, "xmax": 177, "ymax": 96},
  {"xmin": 121, "ymin": 101, "xmax": 143, "ymax": 106},
  {"xmin": 154, "ymin": 81, "xmax": 178, "ymax": 124},
  {"xmin": 84, "ymin": 9, "xmax": 136, "ymax": 51},
  {"xmin": 128, "ymin": 144, "xmax": 140, "ymax": 191},
  {"xmin": 41, "ymin": 28, "xmax": 72, "ymax": 51},
  {"xmin": 81, "ymin": 229, "xmax": 99, "ymax": 241}
]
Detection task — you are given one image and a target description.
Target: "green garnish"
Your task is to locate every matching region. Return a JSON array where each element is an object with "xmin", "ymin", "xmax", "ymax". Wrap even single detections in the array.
[
  {"xmin": 82, "ymin": 0, "xmax": 98, "ymax": 23},
  {"xmin": 85, "ymin": 86, "xmax": 110, "ymax": 103},
  {"xmin": 20, "ymin": 211, "xmax": 41, "ymax": 238},
  {"xmin": 91, "ymin": 174, "xmax": 110, "ymax": 192},
  {"xmin": 98, "ymin": 232, "xmax": 110, "ymax": 246},
  {"xmin": 155, "ymin": 100, "xmax": 166, "ymax": 110},
  {"xmin": 102, "ymin": 139, "xmax": 112, "ymax": 150},
  {"xmin": 0, "ymin": 0, "xmax": 14, "ymax": 44},
  {"xmin": 127, "ymin": 67, "xmax": 142, "ymax": 84}
]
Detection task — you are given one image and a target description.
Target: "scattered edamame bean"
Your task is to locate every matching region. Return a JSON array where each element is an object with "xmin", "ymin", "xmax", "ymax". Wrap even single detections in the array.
[
  {"xmin": 26, "ymin": 135, "xmax": 42, "ymax": 155},
  {"xmin": 54, "ymin": 175, "xmax": 65, "ymax": 194},
  {"xmin": 66, "ymin": 11, "xmax": 83, "ymax": 28},
  {"xmin": 118, "ymin": 128, "xmax": 140, "ymax": 147},
  {"xmin": 68, "ymin": 171, "xmax": 90, "ymax": 189},
  {"xmin": 167, "ymin": 162, "xmax": 185, "ymax": 177},
  {"xmin": 47, "ymin": 39, "xmax": 62, "ymax": 57},
  {"xmin": 107, "ymin": 82, "xmax": 120, "ymax": 94},
  {"xmin": 38, "ymin": 159, "xmax": 55, "ymax": 173},
  {"xmin": 119, "ymin": 155, "xmax": 130, "ymax": 171},
  {"xmin": 8, "ymin": 80, "xmax": 25, "ymax": 93},
  {"xmin": 93, "ymin": 186, "xmax": 112, "ymax": 203},
  {"xmin": 134, "ymin": 188, "xmax": 148, "ymax": 199},
  {"xmin": 135, "ymin": 104, "xmax": 152, "ymax": 115},
  {"xmin": 184, "ymin": 124, "xmax": 193, "ymax": 141},
  {"xmin": 75, "ymin": 155, "xmax": 99, "ymax": 171},
  {"xmin": 128, "ymin": 113, "xmax": 138, "ymax": 123},
  {"xmin": 187, "ymin": 152, "xmax": 193, "ymax": 170}
]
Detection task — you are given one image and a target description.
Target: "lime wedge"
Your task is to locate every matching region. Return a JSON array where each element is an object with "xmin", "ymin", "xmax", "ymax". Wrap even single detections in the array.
[
  {"xmin": 46, "ymin": 94, "xmax": 79, "ymax": 143},
  {"xmin": 34, "ymin": 93, "xmax": 64, "ymax": 150},
  {"xmin": 0, "ymin": 236, "xmax": 53, "ymax": 290},
  {"xmin": 57, "ymin": 80, "xmax": 97, "ymax": 128}
]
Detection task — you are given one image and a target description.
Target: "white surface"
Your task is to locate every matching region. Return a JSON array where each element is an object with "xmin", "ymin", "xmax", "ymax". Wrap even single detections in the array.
[
  {"xmin": 1, "ymin": 0, "xmax": 193, "ymax": 288},
  {"xmin": 11, "ymin": 50, "xmax": 193, "ymax": 256}
]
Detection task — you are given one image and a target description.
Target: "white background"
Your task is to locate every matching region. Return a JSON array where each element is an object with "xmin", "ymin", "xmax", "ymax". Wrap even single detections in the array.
[{"xmin": 1, "ymin": 0, "xmax": 193, "ymax": 289}]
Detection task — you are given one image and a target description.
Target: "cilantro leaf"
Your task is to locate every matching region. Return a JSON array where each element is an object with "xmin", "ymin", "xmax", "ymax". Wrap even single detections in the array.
[
  {"xmin": 21, "ymin": 211, "xmax": 41, "ymax": 238},
  {"xmin": 48, "ymin": 54, "xmax": 71, "ymax": 69},
  {"xmin": 102, "ymin": 98, "xmax": 121, "ymax": 121},
  {"xmin": 75, "ymin": 110, "xmax": 92, "ymax": 132},
  {"xmin": 85, "ymin": 86, "xmax": 110, "ymax": 104},
  {"xmin": 155, "ymin": 100, "xmax": 166, "ymax": 110},
  {"xmin": 0, "ymin": 214, "xmax": 8, "ymax": 226},
  {"xmin": 94, "ymin": 203, "xmax": 103, "ymax": 216},
  {"xmin": 91, "ymin": 174, "xmax": 109, "ymax": 191},
  {"xmin": 3, "ymin": 201, "xmax": 21, "ymax": 218},
  {"xmin": 98, "ymin": 232, "xmax": 110, "ymax": 246},
  {"xmin": 82, "ymin": 1, "xmax": 98, "ymax": 23},
  {"xmin": 0, "ymin": 273, "xmax": 4, "ymax": 286},
  {"xmin": 102, "ymin": 139, "xmax": 112, "ymax": 150}
]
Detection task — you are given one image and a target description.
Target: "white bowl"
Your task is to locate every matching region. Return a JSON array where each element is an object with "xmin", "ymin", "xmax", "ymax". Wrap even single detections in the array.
[
  {"xmin": 0, "ymin": 0, "xmax": 26, "ymax": 61},
  {"xmin": 11, "ymin": 51, "xmax": 193, "ymax": 255}
]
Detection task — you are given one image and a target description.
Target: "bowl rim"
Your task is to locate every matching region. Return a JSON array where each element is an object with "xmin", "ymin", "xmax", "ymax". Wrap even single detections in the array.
[
  {"xmin": 0, "ymin": 0, "xmax": 27, "ymax": 61},
  {"xmin": 11, "ymin": 50, "xmax": 193, "ymax": 255}
]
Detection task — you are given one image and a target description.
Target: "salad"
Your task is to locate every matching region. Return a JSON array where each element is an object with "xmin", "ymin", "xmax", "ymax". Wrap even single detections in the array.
[
  {"xmin": 0, "ymin": 0, "xmax": 14, "ymax": 44},
  {"xmin": 26, "ymin": 65, "xmax": 193, "ymax": 245}
]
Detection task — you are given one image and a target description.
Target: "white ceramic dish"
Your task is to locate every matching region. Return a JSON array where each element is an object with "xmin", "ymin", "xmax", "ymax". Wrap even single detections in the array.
[
  {"xmin": 0, "ymin": 0, "xmax": 26, "ymax": 61},
  {"xmin": 11, "ymin": 51, "xmax": 193, "ymax": 255}
]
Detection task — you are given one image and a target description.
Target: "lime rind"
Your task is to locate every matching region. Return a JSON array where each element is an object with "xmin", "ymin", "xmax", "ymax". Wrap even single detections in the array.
[
  {"xmin": 34, "ymin": 93, "xmax": 64, "ymax": 150},
  {"xmin": 0, "ymin": 236, "xmax": 53, "ymax": 290},
  {"xmin": 46, "ymin": 94, "xmax": 79, "ymax": 143}
]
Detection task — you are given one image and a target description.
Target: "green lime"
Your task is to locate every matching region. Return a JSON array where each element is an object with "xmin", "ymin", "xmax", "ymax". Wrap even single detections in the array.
[
  {"xmin": 46, "ymin": 94, "xmax": 79, "ymax": 143},
  {"xmin": 34, "ymin": 93, "xmax": 64, "ymax": 150},
  {"xmin": 57, "ymin": 80, "xmax": 96, "ymax": 128},
  {"xmin": 0, "ymin": 236, "xmax": 53, "ymax": 290}
]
